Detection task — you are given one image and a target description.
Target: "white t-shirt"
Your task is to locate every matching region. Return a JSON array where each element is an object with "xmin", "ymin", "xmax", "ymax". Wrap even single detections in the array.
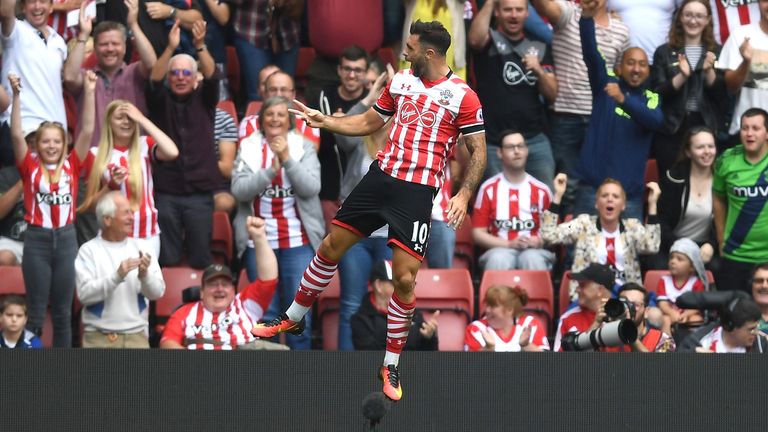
[
  {"xmin": 0, "ymin": 20, "xmax": 67, "ymax": 131},
  {"xmin": 718, "ymin": 23, "xmax": 768, "ymax": 135},
  {"xmin": 608, "ymin": 0, "xmax": 682, "ymax": 62}
]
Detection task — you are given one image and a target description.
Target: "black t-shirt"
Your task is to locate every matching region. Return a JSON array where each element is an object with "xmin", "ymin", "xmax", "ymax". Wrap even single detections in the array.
[
  {"xmin": 314, "ymin": 86, "xmax": 364, "ymax": 201},
  {"xmin": 473, "ymin": 29, "xmax": 553, "ymax": 146},
  {"xmin": 0, "ymin": 166, "xmax": 26, "ymax": 241}
]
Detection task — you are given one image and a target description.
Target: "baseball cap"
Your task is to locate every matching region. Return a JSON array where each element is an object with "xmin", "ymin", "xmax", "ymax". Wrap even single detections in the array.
[
  {"xmin": 22, "ymin": 125, "xmax": 38, "ymax": 139},
  {"xmin": 571, "ymin": 263, "xmax": 615, "ymax": 290},
  {"xmin": 202, "ymin": 263, "xmax": 233, "ymax": 284},
  {"xmin": 369, "ymin": 260, "xmax": 393, "ymax": 283}
]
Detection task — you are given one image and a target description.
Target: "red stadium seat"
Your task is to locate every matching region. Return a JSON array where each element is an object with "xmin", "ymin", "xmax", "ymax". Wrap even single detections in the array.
[
  {"xmin": 643, "ymin": 270, "xmax": 716, "ymax": 294},
  {"xmin": 375, "ymin": 48, "xmax": 398, "ymax": 71},
  {"xmin": 645, "ymin": 159, "xmax": 659, "ymax": 184},
  {"xmin": 317, "ymin": 273, "xmax": 342, "ymax": 351},
  {"xmin": 217, "ymin": 100, "xmax": 238, "ymax": 126},
  {"xmin": 415, "ymin": 269, "xmax": 474, "ymax": 351},
  {"xmin": 245, "ymin": 101, "xmax": 263, "ymax": 118},
  {"xmin": 226, "ymin": 46, "xmax": 241, "ymax": 104},
  {"xmin": 295, "ymin": 47, "xmax": 316, "ymax": 98},
  {"xmin": 210, "ymin": 211, "xmax": 233, "ymax": 266},
  {"xmin": 308, "ymin": 0, "xmax": 383, "ymax": 59},
  {"xmin": 559, "ymin": 270, "xmax": 573, "ymax": 318},
  {"xmin": 454, "ymin": 213, "xmax": 475, "ymax": 272},
  {"xmin": 478, "ymin": 270, "xmax": 554, "ymax": 336},
  {"xmin": 155, "ymin": 267, "xmax": 203, "ymax": 333},
  {"xmin": 0, "ymin": 266, "xmax": 25, "ymax": 295}
]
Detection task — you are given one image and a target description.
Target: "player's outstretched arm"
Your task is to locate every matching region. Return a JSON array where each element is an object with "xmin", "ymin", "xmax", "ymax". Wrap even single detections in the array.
[
  {"xmin": 289, "ymin": 99, "xmax": 385, "ymax": 137},
  {"xmin": 446, "ymin": 132, "xmax": 486, "ymax": 229}
]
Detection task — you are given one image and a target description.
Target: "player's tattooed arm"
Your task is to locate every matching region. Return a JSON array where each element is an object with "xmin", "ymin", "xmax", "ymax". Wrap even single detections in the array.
[{"xmin": 446, "ymin": 132, "xmax": 486, "ymax": 229}]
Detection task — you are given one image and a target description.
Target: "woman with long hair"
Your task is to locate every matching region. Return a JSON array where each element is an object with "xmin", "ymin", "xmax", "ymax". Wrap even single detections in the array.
[
  {"xmin": 232, "ymin": 96, "xmax": 323, "ymax": 350},
  {"xmin": 79, "ymin": 100, "xmax": 179, "ymax": 257},
  {"xmin": 464, "ymin": 285, "xmax": 548, "ymax": 351},
  {"xmin": 9, "ymin": 71, "xmax": 97, "ymax": 347},
  {"xmin": 650, "ymin": 0, "xmax": 727, "ymax": 176},
  {"xmin": 654, "ymin": 126, "xmax": 717, "ymax": 269}
]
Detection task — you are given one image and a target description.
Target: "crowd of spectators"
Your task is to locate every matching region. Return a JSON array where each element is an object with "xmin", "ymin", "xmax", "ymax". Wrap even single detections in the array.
[{"xmin": 0, "ymin": 0, "xmax": 767, "ymax": 353}]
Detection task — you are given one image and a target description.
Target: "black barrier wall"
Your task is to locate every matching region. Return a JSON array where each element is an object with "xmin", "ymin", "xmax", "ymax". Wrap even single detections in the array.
[{"xmin": 0, "ymin": 351, "xmax": 765, "ymax": 431}]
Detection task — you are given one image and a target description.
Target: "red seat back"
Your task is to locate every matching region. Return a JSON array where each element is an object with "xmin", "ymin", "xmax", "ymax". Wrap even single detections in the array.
[
  {"xmin": 0, "ymin": 266, "xmax": 25, "ymax": 295},
  {"xmin": 210, "ymin": 211, "xmax": 233, "ymax": 266},
  {"xmin": 415, "ymin": 269, "xmax": 474, "ymax": 351},
  {"xmin": 217, "ymin": 100, "xmax": 238, "ymax": 126},
  {"xmin": 317, "ymin": 273, "xmax": 342, "ymax": 351},
  {"xmin": 156, "ymin": 267, "xmax": 203, "ymax": 319},
  {"xmin": 308, "ymin": 0, "xmax": 383, "ymax": 59},
  {"xmin": 478, "ymin": 270, "xmax": 554, "ymax": 335}
]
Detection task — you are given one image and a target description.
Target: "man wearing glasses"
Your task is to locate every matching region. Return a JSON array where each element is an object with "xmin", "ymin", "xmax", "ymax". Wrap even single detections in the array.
[
  {"xmin": 146, "ymin": 19, "xmax": 221, "ymax": 269},
  {"xmin": 315, "ymin": 45, "xmax": 370, "ymax": 231},
  {"xmin": 612, "ymin": 283, "xmax": 675, "ymax": 352}
]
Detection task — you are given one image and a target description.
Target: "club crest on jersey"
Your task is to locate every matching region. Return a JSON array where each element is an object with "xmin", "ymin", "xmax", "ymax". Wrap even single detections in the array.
[
  {"xmin": 438, "ymin": 89, "xmax": 453, "ymax": 105},
  {"xmin": 35, "ymin": 191, "xmax": 73, "ymax": 205},
  {"xmin": 399, "ymin": 100, "xmax": 436, "ymax": 127}
]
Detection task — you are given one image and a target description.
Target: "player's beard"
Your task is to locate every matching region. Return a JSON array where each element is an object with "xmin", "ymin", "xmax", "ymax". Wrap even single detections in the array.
[{"xmin": 411, "ymin": 58, "xmax": 425, "ymax": 77}]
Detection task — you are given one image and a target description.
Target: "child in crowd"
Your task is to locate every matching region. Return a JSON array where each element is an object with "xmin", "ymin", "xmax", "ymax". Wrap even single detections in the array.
[
  {"xmin": 657, "ymin": 238, "xmax": 707, "ymax": 335},
  {"xmin": 0, "ymin": 295, "xmax": 42, "ymax": 349}
]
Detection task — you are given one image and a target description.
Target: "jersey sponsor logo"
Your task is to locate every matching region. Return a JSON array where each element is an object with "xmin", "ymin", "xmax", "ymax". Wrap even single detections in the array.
[
  {"xmin": 719, "ymin": 0, "xmax": 757, "ymax": 7},
  {"xmin": 261, "ymin": 184, "xmax": 295, "ymax": 198},
  {"xmin": 732, "ymin": 185, "xmax": 768, "ymax": 198},
  {"xmin": 35, "ymin": 191, "xmax": 73, "ymax": 205},
  {"xmin": 502, "ymin": 61, "xmax": 537, "ymax": 86},
  {"xmin": 191, "ymin": 315, "xmax": 236, "ymax": 334},
  {"xmin": 398, "ymin": 100, "xmax": 436, "ymax": 127},
  {"xmin": 493, "ymin": 217, "xmax": 536, "ymax": 231},
  {"xmin": 438, "ymin": 89, "xmax": 454, "ymax": 105}
]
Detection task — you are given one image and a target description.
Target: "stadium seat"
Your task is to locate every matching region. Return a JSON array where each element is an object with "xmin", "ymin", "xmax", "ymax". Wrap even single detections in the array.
[
  {"xmin": 478, "ymin": 270, "xmax": 554, "ymax": 336},
  {"xmin": 414, "ymin": 269, "xmax": 474, "ymax": 351},
  {"xmin": 217, "ymin": 100, "xmax": 238, "ymax": 126},
  {"xmin": 559, "ymin": 270, "xmax": 573, "ymax": 318},
  {"xmin": 226, "ymin": 46, "xmax": 241, "ymax": 104},
  {"xmin": 643, "ymin": 270, "xmax": 716, "ymax": 294},
  {"xmin": 210, "ymin": 211, "xmax": 233, "ymax": 266},
  {"xmin": 245, "ymin": 101, "xmax": 263, "ymax": 118},
  {"xmin": 645, "ymin": 159, "xmax": 659, "ymax": 184},
  {"xmin": 308, "ymin": 0, "xmax": 383, "ymax": 59},
  {"xmin": 295, "ymin": 47, "xmax": 316, "ymax": 98},
  {"xmin": 375, "ymin": 48, "xmax": 398, "ymax": 71},
  {"xmin": 453, "ymin": 214, "xmax": 475, "ymax": 273},
  {"xmin": 317, "ymin": 273, "xmax": 342, "ymax": 351},
  {"xmin": 154, "ymin": 267, "xmax": 203, "ymax": 333},
  {"xmin": 0, "ymin": 266, "xmax": 25, "ymax": 295}
]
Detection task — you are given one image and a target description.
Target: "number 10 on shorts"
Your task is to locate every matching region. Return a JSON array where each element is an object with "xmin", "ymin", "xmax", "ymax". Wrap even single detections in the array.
[{"xmin": 411, "ymin": 221, "xmax": 429, "ymax": 246}]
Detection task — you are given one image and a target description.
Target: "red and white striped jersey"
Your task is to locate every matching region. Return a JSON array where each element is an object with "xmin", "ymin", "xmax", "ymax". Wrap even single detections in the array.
[
  {"xmin": 657, "ymin": 275, "xmax": 705, "ymax": 304},
  {"xmin": 48, "ymin": 6, "xmax": 78, "ymax": 41},
  {"xmin": 19, "ymin": 150, "xmax": 81, "ymax": 229},
  {"xmin": 464, "ymin": 315, "xmax": 550, "ymax": 351},
  {"xmin": 82, "ymin": 136, "xmax": 159, "ymax": 238},
  {"xmin": 430, "ymin": 162, "xmax": 452, "ymax": 222},
  {"xmin": 698, "ymin": 325, "xmax": 747, "ymax": 353},
  {"xmin": 161, "ymin": 278, "xmax": 278, "ymax": 350},
  {"xmin": 240, "ymin": 132, "xmax": 310, "ymax": 249},
  {"xmin": 711, "ymin": 0, "xmax": 760, "ymax": 45},
  {"xmin": 472, "ymin": 173, "xmax": 551, "ymax": 240},
  {"xmin": 553, "ymin": 306, "xmax": 596, "ymax": 352},
  {"xmin": 596, "ymin": 229, "xmax": 625, "ymax": 284},
  {"xmin": 238, "ymin": 113, "xmax": 320, "ymax": 146},
  {"xmin": 374, "ymin": 70, "xmax": 484, "ymax": 188}
]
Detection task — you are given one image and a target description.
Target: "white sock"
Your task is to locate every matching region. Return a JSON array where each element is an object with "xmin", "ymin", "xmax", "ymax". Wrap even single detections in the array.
[
  {"xmin": 285, "ymin": 302, "xmax": 310, "ymax": 322},
  {"xmin": 383, "ymin": 352, "xmax": 400, "ymax": 367}
]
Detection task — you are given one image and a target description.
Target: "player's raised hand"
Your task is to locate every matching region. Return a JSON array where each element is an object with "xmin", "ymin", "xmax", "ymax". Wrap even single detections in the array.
[{"xmin": 288, "ymin": 99, "xmax": 326, "ymax": 129}]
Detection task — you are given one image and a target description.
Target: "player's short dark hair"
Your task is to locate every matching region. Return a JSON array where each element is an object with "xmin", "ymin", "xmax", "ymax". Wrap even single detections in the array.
[
  {"xmin": 1, "ymin": 294, "xmax": 28, "ymax": 315},
  {"xmin": 617, "ymin": 282, "xmax": 649, "ymax": 306},
  {"xmin": 409, "ymin": 20, "xmax": 451, "ymax": 56},
  {"xmin": 741, "ymin": 107, "xmax": 768, "ymax": 130},
  {"xmin": 93, "ymin": 21, "xmax": 127, "ymax": 43},
  {"xmin": 340, "ymin": 45, "xmax": 369, "ymax": 68}
]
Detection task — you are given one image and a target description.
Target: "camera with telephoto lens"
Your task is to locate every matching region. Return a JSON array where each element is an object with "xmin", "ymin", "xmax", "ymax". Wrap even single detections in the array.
[
  {"xmin": 561, "ymin": 319, "xmax": 638, "ymax": 351},
  {"xmin": 603, "ymin": 298, "xmax": 636, "ymax": 322}
]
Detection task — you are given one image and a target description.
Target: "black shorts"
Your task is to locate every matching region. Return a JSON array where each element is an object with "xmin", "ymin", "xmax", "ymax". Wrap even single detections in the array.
[{"xmin": 333, "ymin": 162, "xmax": 437, "ymax": 260}]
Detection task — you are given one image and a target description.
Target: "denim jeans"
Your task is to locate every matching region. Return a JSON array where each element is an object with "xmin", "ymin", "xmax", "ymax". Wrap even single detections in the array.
[
  {"xmin": 550, "ymin": 113, "xmax": 591, "ymax": 212},
  {"xmin": 572, "ymin": 182, "xmax": 644, "ymax": 220},
  {"xmin": 484, "ymin": 133, "xmax": 555, "ymax": 189},
  {"xmin": 245, "ymin": 244, "xmax": 315, "ymax": 350},
  {"xmin": 479, "ymin": 247, "xmax": 555, "ymax": 271},
  {"xmin": 337, "ymin": 237, "xmax": 392, "ymax": 351},
  {"xmin": 155, "ymin": 192, "xmax": 213, "ymax": 269},
  {"xmin": 426, "ymin": 220, "xmax": 455, "ymax": 269},
  {"xmin": 23, "ymin": 224, "xmax": 77, "ymax": 347},
  {"xmin": 234, "ymin": 36, "xmax": 299, "ymax": 103}
]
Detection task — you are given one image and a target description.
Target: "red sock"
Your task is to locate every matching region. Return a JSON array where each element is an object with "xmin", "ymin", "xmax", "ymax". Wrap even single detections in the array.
[
  {"xmin": 384, "ymin": 293, "xmax": 416, "ymax": 364},
  {"xmin": 294, "ymin": 252, "xmax": 338, "ymax": 307}
]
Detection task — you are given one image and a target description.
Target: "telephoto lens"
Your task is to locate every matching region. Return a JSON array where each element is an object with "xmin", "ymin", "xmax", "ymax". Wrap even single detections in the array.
[{"xmin": 561, "ymin": 319, "xmax": 638, "ymax": 351}]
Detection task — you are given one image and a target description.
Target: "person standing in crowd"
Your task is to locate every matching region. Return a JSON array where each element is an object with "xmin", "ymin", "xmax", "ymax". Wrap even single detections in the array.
[
  {"xmin": 232, "ymin": 96, "xmax": 323, "ymax": 350},
  {"xmin": 709, "ymin": 0, "xmax": 760, "ymax": 45},
  {"xmin": 78, "ymin": 101, "xmax": 179, "ymax": 257},
  {"xmin": 608, "ymin": 0, "xmax": 682, "ymax": 62},
  {"xmin": 147, "ymin": 21, "xmax": 220, "ymax": 269},
  {"xmin": 713, "ymin": 108, "xmax": 768, "ymax": 294},
  {"xmin": 75, "ymin": 192, "xmax": 165, "ymax": 348},
  {"xmin": 651, "ymin": 0, "xmax": 727, "ymax": 176},
  {"xmin": 253, "ymin": 21, "xmax": 486, "ymax": 401},
  {"xmin": 1, "ymin": 0, "xmax": 68, "ymax": 167},
  {"xmin": 469, "ymin": 0, "xmax": 557, "ymax": 188},
  {"xmin": 8, "ymin": 71, "xmax": 97, "ymax": 347}
]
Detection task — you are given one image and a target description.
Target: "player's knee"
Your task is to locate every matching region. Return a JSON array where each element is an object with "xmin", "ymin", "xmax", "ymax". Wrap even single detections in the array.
[
  {"xmin": 393, "ymin": 269, "xmax": 417, "ymax": 294},
  {"xmin": 319, "ymin": 234, "xmax": 345, "ymax": 261}
]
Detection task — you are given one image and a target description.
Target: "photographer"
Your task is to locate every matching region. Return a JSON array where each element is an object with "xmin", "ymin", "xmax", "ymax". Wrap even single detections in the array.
[
  {"xmin": 679, "ymin": 295, "xmax": 767, "ymax": 353},
  {"xmin": 554, "ymin": 263, "xmax": 615, "ymax": 351},
  {"xmin": 609, "ymin": 283, "xmax": 675, "ymax": 353}
]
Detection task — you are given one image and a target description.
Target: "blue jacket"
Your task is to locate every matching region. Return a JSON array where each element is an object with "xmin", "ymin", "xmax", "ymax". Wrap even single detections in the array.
[
  {"xmin": 0, "ymin": 329, "xmax": 42, "ymax": 349},
  {"xmin": 574, "ymin": 17, "xmax": 664, "ymax": 200}
]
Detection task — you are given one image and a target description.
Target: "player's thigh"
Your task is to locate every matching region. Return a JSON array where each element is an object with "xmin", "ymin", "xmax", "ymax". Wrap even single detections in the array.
[
  {"xmin": 334, "ymin": 163, "xmax": 388, "ymax": 236},
  {"xmin": 384, "ymin": 180, "xmax": 436, "ymax": 261}
]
